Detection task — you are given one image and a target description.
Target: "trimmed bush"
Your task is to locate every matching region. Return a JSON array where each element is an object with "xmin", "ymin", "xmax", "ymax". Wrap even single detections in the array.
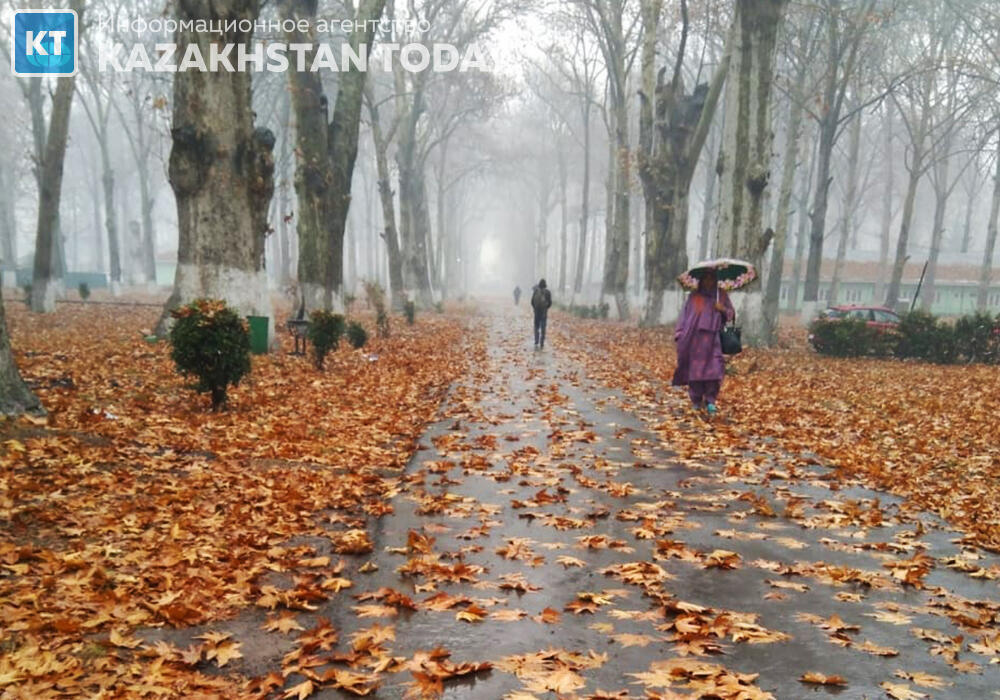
[
  {"xmin": 953, "ymin": 311, "xmax": 1000, "ymax": 364},
  {"xmin": 307, "ymin": 310, "xmax": 345, "ymax": 369},
  {"xmin": 78, "ymin": 282, "xmax": 91, "ymax": 300},
  {"xmin": 169, "ymin": 298, "xmax": 251, "ymax": 410},
  {"xmin": 811, "ymin": 309, "xmax": 1000, "ymax": 366},
  {"xmin": 808, "ymin": 317, "xmax": 895, "ymax": 358},
  {"xmin": 346, "ymin": 320, "xmax": 368, "ymax": 349},
  {"xmin": 895, "ymin": 310, "xmax": 956, "ymax": 364}
]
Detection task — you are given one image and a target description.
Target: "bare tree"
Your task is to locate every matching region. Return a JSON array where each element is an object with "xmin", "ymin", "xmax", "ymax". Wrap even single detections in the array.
[
  {"xmin": 577, "ymin": 0, "xmax": 640, "ymax": 319},
  {"xmin": 78, "ymin": 18, "xmax": 124, "ymax": 293},
  {"xmin": 762, "ymin": 4, "xmax": 821, "ymax": 340},
  {"xmin": 800, "ymin": 0, "xmax": 879, "ymax": 320},
  {"xmin": 714, "ymin": 0, "xmax": 788, "ymax": 342},
  {"xmin": 884, "ymin": 3, "xmax": 964, "ymax": 309},
  {"xmin": 637, "ymin": 0, "xmax": 729, "ymax": 325}
]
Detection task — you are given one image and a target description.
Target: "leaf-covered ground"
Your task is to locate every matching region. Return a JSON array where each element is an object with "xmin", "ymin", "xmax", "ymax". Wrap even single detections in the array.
[
  {"xmin": 1, "ymin": 302, "xmax": 475, "ymax": 697},
  {"xmin": 3, "ymin": 303, "xmax": 1000, "ymax": 699},
  {"xmin": 567, "ymin": 318, "xmax": 1000, "ymax": 550}
]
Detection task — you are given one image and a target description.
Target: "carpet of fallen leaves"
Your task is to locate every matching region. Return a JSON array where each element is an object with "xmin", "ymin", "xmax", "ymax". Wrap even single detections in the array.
[
  {"xmin": 563, "ymin": 316, "xmax": 1000, "ymax": 551},
  {"xmin": 7, "ymin": 301, "xmax": 1000, "ymax": 700},
  {"xmin": 0, "ymin": 301, "xmax": 476, "ymax": 697}
]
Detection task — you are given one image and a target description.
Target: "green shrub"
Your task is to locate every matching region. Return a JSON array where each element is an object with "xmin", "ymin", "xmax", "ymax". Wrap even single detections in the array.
[
  {"xmin": 169, "ymin": 299, "xmax": 251, "ymax": 410},
  {"xmin": 403, "ymin": 300, "xmax": 416, "ymax": 325},
  {"xmin": 895, "ymin": 310, "xmax": 956, "ymax": 364},
  {"xmin": 953, "ymin": 311, "xmax": 1000, "ymax": 364},
  {"xmin": 307, "ymin": 310, "xmax": 345, "ymax": 369},
  {"xmin": 809, "ymin": 317, "xmax": 894, "ymax": 358},
  {"xmin": 78, "ymin": 282, "xmax": 91, "ymax": 300},
  {"xmin": 433, "ymin": 301, "xmax": 444, "ymax": 314},
  {"xmin": 346, "ymin": 320, "xmax": 368, "ymax": 349}
]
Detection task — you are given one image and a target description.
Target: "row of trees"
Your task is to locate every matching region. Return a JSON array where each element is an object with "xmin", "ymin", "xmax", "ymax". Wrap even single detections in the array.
[{"xmin": 507, "ymin": 0, "xmax": 1000, "ymax": 340}]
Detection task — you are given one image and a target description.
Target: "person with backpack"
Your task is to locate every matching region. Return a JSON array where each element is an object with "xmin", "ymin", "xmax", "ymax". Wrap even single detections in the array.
[{"xmin": 530, "ymin": 279, "xmax": 552, "ymax": 350}]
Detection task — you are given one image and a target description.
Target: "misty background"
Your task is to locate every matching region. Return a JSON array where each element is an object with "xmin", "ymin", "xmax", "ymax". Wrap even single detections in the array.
[{"xmin": 1, "ymin": 0, "xmax": 999, "ymax": 338}]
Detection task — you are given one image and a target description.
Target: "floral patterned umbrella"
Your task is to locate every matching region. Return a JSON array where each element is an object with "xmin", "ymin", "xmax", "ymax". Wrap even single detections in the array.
[{"xmin": 677, "ymin": 258, "xmax": 757, "ymax": 292}]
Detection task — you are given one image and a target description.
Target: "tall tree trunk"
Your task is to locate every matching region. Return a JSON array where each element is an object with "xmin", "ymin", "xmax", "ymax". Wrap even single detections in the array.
[
  {"xmin": 875, "ymin": 106, "xmax": 893, "ymax": 302},
  {"xmin": 395, "ymin": 62, "xmax": 433, "ymax": 303},
  {"xmin": 885, "ymin": 159, "xmax": 923, "ymax": 310},
  {"xmin": 410, "ymin": 169, "xmax": 435, "ymax": 305},
  {"xmin": 715, "ymin": 0, "xmax": 786, "ymax": 342},
  {"xmin": 98, "ymin": 139, "xmax": 123, "ymax": 292},
  {"xmin": 604, "ymin": 111, "xmax": 631, "ymax": 319},
  {"xmin": 283, "ymin": 0, "xmax": 337, "ymax": 310},
  {"xmin": 922, "ymin": 154, "xmax": 950, "ymax": 311},
  {"xmin": 365, "ymin": 87, "xmax": 405, "ymax": 309},
  {"xmin": 828, "ymin": 108, "xmax": 862, "ymax": 306},
  {"xmin": 156, "ymin": 0, "xmax": 275, "ymax": 336},
  {"xmin": 325, "ymin": 0, "xmax": 386, "ymax": 307},
  {"xmin": 31, "ymin": 71, "xmax": 78, "ymax": 313},
  {"xmin": 0, "ymin": 165, "xmax": 16, "ymax": 269},
  {"xmin": 960, "ymin": 184, "xmax": 974, "ymax": 255},
  {"xmin": 698, "ymin": 133, "xmax": 719, "ymax": 262},
  {"xmin": 435, "ymin": 146, "xmax": 448, "ymax": 298},
  {"xmin": 558, "ymin": 144, "xmax": 568, "ymax": 294},
  {"xmin": 789, "ymin": 139, "xmax": 817, "ymax": 315},
  {"xmin": 0, "ymin": 294, "xmax": 41, "ymax": 415},
  {"xmin": 138, "ymin": 164, "xmax": 157, "ymax": 284},
  {"xmin": 763, "ymin": 70, "xmax": 807, "ymax": 342},
  {"xmin": 277, "ymin": 102, "xmax": 293, "ymax": 287},
  {"xmin": 977, "ymin": 135, "xmax": 1000, "ymax": 310},
  {"xmin": 574, "ymin": 103, "xmax": 591, "ymax": 296},
  {"xmin": 601, "ymin": 137, "xmax": 615, "ymax": 297}
]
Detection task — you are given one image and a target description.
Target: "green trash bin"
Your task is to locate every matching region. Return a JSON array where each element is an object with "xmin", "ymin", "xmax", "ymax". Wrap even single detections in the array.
[{"xmin": 247, "ymin": 315, "xmax": 269, "ymax": 355}]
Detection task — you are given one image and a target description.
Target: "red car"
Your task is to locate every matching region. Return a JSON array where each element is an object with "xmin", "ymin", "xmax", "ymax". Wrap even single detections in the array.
[
  {"xmin": 817, "ymin": 305, "xmax": 901, "ymax": 329},
  {"xmin": 809, "ymin": 305, "xmax": 901, "ymax": 351}
]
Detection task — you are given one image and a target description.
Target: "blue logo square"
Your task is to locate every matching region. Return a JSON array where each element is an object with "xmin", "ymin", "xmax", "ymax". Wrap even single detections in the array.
[{"xmin": 12, "ymin": 10, "xmax": 78, "ymax": 77}]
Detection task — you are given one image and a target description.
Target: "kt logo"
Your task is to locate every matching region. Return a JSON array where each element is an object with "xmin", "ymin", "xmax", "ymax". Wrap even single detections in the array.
[{"xmin": 11, "ymin": 10, "xmax": 78, "ymax": 77}]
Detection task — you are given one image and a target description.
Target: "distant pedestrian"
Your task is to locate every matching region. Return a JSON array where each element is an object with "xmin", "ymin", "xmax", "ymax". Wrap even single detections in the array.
[
  {"xmin": 672, "ymin": 270, "xmax": 734, "ymax": 415},
  {"xmin": 514, "ymin": 285, "xmax": 522, "ymax": 306},
  {"xmin": 531, "ymin": 279, "xmax": 552, "ymax": 349}
]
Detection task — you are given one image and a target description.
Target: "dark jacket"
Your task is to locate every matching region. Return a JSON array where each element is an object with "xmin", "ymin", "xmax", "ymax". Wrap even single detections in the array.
[{"xmin": 531, "ymin": 286, "xmax": 552, "ymax": 315}]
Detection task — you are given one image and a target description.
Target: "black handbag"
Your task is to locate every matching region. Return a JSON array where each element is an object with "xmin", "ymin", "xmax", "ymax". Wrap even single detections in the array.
[{"xmin": 720, "ymin": 324, "xmax": 742, "ymax": 355}]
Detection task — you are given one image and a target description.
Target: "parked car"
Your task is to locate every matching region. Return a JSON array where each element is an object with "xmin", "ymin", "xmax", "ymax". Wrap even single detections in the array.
[
  {"xmin": 809, "ymin": 305, "xmax": 901, "ymax": 351},
  {"xmin": 817, "ymin": 304, "xmax": 901, "ymax": 329}
]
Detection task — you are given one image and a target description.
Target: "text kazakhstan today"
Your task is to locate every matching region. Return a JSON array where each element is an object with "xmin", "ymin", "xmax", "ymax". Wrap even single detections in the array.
[{"xmin": 98, "ymin": 41, "xmax": 489, "ymax": 73}]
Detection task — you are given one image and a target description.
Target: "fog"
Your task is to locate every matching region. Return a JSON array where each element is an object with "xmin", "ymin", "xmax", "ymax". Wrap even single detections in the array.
[{"xmin": 1, "ymin": 0, "xmax": 999, "ymax": 334}]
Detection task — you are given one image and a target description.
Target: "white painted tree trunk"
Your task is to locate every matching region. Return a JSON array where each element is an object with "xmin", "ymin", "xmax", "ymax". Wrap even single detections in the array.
[{"xmin": 158, "ymin": 0, "xmax": 276, "ymax": 341}]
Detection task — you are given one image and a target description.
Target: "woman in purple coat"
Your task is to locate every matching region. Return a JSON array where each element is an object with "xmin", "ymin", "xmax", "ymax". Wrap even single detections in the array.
[{"xmin": 672, "ymin": 270, "xmax": 735, "ymax": 414}]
